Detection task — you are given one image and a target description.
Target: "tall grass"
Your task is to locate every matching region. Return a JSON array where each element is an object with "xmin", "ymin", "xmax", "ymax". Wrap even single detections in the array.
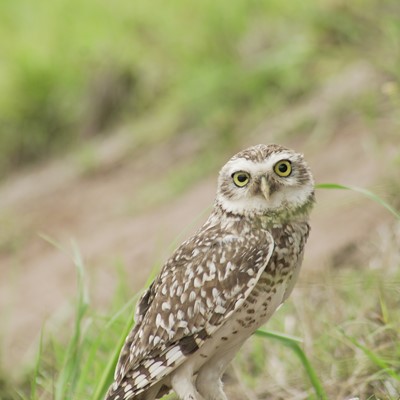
[{"xmin": 25, "ymin": 237, "xmax": 138, "ymax": 400}]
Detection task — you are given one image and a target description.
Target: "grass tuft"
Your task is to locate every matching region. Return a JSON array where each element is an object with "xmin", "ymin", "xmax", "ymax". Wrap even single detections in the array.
[
  {"xmin": 254, "ymin": 329, "xmax": 328, "ymax": 399},
  {"xmin": 25, "ymin": 237, "xmax": 138, "ymax": 400},
  {"xmin": 54, "ymin": 241, "xmax": 89, "ymax": 400}
]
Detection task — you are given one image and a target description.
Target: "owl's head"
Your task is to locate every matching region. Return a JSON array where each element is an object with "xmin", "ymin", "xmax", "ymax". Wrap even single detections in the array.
[{"xmin": 216, "ymin": 144, "xmax": 315, "ymax": 217}]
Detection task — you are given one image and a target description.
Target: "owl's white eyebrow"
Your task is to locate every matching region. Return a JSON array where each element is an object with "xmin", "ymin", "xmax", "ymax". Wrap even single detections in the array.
[{"xmin": 227, "ymin": 151, "xmax": 294, "ymax": 175}]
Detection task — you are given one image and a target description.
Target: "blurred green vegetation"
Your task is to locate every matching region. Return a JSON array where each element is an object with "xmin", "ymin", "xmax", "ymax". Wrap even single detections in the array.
[{"xmin": 0, "ymin": 0, "xmax": 399, "ymax": 176}]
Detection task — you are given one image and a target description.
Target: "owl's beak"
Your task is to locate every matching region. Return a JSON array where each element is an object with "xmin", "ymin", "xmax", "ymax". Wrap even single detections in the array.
[{"xmin": 260, "ymin": 176, "xmax": 270, "ymax": 201}]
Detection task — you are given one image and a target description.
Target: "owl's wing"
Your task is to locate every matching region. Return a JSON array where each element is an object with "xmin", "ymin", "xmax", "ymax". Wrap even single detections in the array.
[{"xmin": 107, "ymin": 227, "xmax": 274, "ymax": 399}]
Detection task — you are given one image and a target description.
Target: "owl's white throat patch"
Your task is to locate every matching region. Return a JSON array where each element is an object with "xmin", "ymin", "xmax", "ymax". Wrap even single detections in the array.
[{"xmin": 218, "ymin": 181, "xmax": 313, "ymax": 216}]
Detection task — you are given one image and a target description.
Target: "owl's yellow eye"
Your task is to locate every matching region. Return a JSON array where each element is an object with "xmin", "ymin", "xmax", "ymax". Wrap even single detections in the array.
[
  {"xmin": 274, "ymin": 160, "xmax": 292, "ymax": 177},
  {"xmin": 232, "ymin": 171, "xmax": 250, "ymax": 187}
]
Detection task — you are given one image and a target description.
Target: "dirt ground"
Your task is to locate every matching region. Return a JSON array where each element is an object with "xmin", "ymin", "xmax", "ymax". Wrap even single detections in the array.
[{"xmin": 0, "ymin": 61, "xmax": 398, "ymax": 374}]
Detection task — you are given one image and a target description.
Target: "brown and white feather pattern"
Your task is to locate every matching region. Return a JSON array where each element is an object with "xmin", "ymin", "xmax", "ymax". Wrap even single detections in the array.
[
  {"xmin": 105, "ymin": 143, "xmax": 315, "ymax": 400},
  {"xmin": 107, "ymin": 213, "xmax": 275, "ymax": 399}
]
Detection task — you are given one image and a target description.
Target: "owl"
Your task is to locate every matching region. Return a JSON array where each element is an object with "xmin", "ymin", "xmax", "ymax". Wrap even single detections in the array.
[{"xmin": 105, "ymin": 144, "xmax": 315, "ymax": 400}]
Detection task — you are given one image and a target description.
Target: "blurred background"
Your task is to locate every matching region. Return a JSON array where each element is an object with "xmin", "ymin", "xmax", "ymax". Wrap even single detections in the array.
[{"xmin": 0, "ymin": 0, "xmax": 399, "ymax": 398}]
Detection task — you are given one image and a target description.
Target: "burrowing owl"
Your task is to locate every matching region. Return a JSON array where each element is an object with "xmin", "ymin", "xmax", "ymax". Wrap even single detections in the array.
[{"xmin": 105, "ymin": 144, "xmax": 315, "ymax": 400}]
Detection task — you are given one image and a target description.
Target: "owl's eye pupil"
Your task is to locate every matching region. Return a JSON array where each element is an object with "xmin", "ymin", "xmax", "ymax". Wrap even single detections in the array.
[
  {"xmin": 278, "ymin": 164, "xmax": 288, "ymax": 173},
  {"xmin": 237, "ymin": 174, "xmax": 247, "ymax": 182}
]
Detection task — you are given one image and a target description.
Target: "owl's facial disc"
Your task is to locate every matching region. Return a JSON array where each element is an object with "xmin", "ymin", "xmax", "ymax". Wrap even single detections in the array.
[{"xmin": 216, "ymin": 145, "xmax": 314, "ymax": 216}]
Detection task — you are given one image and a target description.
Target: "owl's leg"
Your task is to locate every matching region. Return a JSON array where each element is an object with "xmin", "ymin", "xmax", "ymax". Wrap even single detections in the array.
[
  {"xmin": 170, "ymin": 364, "xmax": 205, "ymax": 400},
  {"xmin": 196, "ymin": 342, "xmax": 243, "ymax": 400}
]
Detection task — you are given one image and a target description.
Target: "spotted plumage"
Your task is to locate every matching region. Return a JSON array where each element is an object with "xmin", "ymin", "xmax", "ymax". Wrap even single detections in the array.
[{"xmin": 105, "ymin": 144, "xmax": 315, "ymax": 400}]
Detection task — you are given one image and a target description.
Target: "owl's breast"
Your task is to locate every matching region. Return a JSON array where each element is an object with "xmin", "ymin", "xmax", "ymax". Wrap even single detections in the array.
[
  {"xmin": 266, "ymin": 221, "xmax": 310, "ymax": 275},
  {"xmin": 233, "ymin": 221, "xmax": 310, "ymax": 329}
]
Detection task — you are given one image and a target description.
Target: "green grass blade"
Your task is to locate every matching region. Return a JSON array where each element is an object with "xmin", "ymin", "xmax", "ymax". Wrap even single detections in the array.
[
  {"xmin": 92, "ymin": 316, "xmax": 135, "ymax": 400},
  {"xmin": 105, "ymin": 294, "xmax": 139, "ymax": 331},
  {"xmin": 316, "ymin": 183, "xmax": 400, "ymax": 219},
  {"xmin": 288, "ymin": 343, "xmax": 328, "ymax": 400},
  {"xmin": 76, "ymin": 263, "xmax": 137, "ymax": 398},
  {"xmin": 30, "ymin": 326, "xmax": 45, "ymax": 400},
  {"xmin": 341, "ymin": 330, "xmax": 400, "ymax": 381},
  {"xmin": 55, "ymin": 241, "xmax": 89, "ymax": 400},
  {"xmin": 255, "ymin": 329, "xmax": 328, "ymax": 400},
  {"xmin": 254, "ymin": 329, "xmax": 303, "ymax": 344},
  {"xmin": 77, "ymin": 294, "xmax": 139, "ymax": 399}
]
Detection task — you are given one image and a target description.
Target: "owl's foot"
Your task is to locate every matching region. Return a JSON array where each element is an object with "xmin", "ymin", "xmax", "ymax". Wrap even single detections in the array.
[
  {"xmin": 171, "ymin": 368, "xmax": 205, "ymax": 400},
  {"xmin": 196, "ymin": 370, "xmax": 228, "ymax": 400},
  {"xmin": 197, "ymin": 380, "xmax": 227, "ymax": 400}
]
